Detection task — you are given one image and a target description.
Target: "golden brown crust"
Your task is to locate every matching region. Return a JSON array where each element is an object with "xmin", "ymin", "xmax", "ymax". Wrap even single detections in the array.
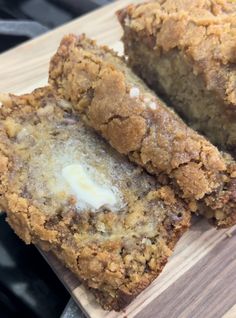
[
  {"xmin": 117, "ymin": 0, "xmax": 236, "ymax": 107},
  {"xmin": 0, "ymin": 87, "xmax": 190, "ymax": 311},
  {"xmin": 49, "ymin": 34, "xmax": 236, "ymax": 228}
]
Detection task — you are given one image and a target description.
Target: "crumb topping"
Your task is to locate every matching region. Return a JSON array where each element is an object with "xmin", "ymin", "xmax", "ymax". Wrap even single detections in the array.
[{"xmin": 118, "ymin": 0, "xmax": 236, "ymax": 107}]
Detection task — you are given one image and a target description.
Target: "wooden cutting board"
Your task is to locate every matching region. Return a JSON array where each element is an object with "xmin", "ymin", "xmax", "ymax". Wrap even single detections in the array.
[{"xmin": 0, "ymin": 1, "xmax": 236, "ymax": 317}]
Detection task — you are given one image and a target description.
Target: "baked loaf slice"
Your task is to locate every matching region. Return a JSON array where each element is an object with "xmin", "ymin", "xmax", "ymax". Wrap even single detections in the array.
[
  {"xmin": 117, "ymin": 0, "xmax": 236, "ymax": 157},
  {"xmin": 0, "ymin": 87, "xmax": 190, "ymax": 311},
  {"xmin": 49, "ymin": 34, "xmax": 236, "ymax": 228}
]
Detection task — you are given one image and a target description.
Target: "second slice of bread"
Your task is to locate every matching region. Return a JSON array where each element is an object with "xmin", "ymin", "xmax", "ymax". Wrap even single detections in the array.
[{"xmin": 49, "ymin": 34, "xmax": 236, "ymax": 228}]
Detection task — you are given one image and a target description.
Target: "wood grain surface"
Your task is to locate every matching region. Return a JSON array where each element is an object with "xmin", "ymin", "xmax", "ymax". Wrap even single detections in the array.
[{"xmin": 0, "ymin": 1, "xmax": 235, "ymax": 317}]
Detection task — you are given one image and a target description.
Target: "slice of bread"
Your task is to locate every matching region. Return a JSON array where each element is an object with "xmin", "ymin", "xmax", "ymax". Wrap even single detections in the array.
[
  {"xmin": 0, "ymin": 87, "xmax": 190, "ymax": 311},
  {"xmin": 117, "ymin": 0, "xmax": 236, "ymax": 157},
  {"xmin": 49, "ymin": 34, "xmax": 236, "ymax": 228}
]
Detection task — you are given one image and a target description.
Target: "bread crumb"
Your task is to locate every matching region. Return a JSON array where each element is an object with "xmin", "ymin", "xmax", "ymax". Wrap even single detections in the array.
[
  {"xmin": 37, "ymin": 104, "xmax": 54, "ymax": 117},
  {"xmin": 4, "ymin": 117, "xmax": 21, "ymax": 138},
  {"xmin": 188, "ymin": 200, "xmax": 197, "ymax": 212},
  {"xmin": 57, "ymin": 99, "xmax": 72, "ymax": 110},
  {"xmin": 215, "ymin": 210, "xmax": 225, "ymax": 220},
  {"xmin": 0, "ymin": 93, "xmax": 12, "ymax": 107},
  {"xmin": 225, "ymin": 229, "xmax": 234, "ymax": 238},
  {"xmin": 231, "ymin": 171, "xmax": 236, "ymax": 178}
]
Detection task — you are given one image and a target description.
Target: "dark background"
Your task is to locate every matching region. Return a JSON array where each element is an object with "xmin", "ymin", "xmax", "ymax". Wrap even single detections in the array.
[{"xmin": 0, "ymin": 0, "xmax": 114, "ymax": 53}]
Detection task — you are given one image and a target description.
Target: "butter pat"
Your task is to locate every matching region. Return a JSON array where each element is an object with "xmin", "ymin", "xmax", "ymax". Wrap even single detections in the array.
[{"xmin": 62, "ymin": 164, "xmax": 118, "ymax": 211}]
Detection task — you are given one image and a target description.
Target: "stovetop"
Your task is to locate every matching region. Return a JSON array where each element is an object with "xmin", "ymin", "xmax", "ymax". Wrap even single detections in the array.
[
  {"xmin": 0, "ymin": 0, "xmax": 115, "ymax": 53},
  {"xmin": 0, "ymin": 0, "xmax": 73, "ymax": 53},
  {"xmin": 0, "ymin": 213, "xmax": 70, "ymax": 318},
  {"xmin": 0, "ymin": 1, "xmax": 114, "ymax": 317}
]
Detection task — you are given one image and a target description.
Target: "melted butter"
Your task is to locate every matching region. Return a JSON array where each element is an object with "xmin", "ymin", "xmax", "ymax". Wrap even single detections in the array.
[{"xmin": 62, "ymin": 164, "xmax": 118, "ymax": 211}]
